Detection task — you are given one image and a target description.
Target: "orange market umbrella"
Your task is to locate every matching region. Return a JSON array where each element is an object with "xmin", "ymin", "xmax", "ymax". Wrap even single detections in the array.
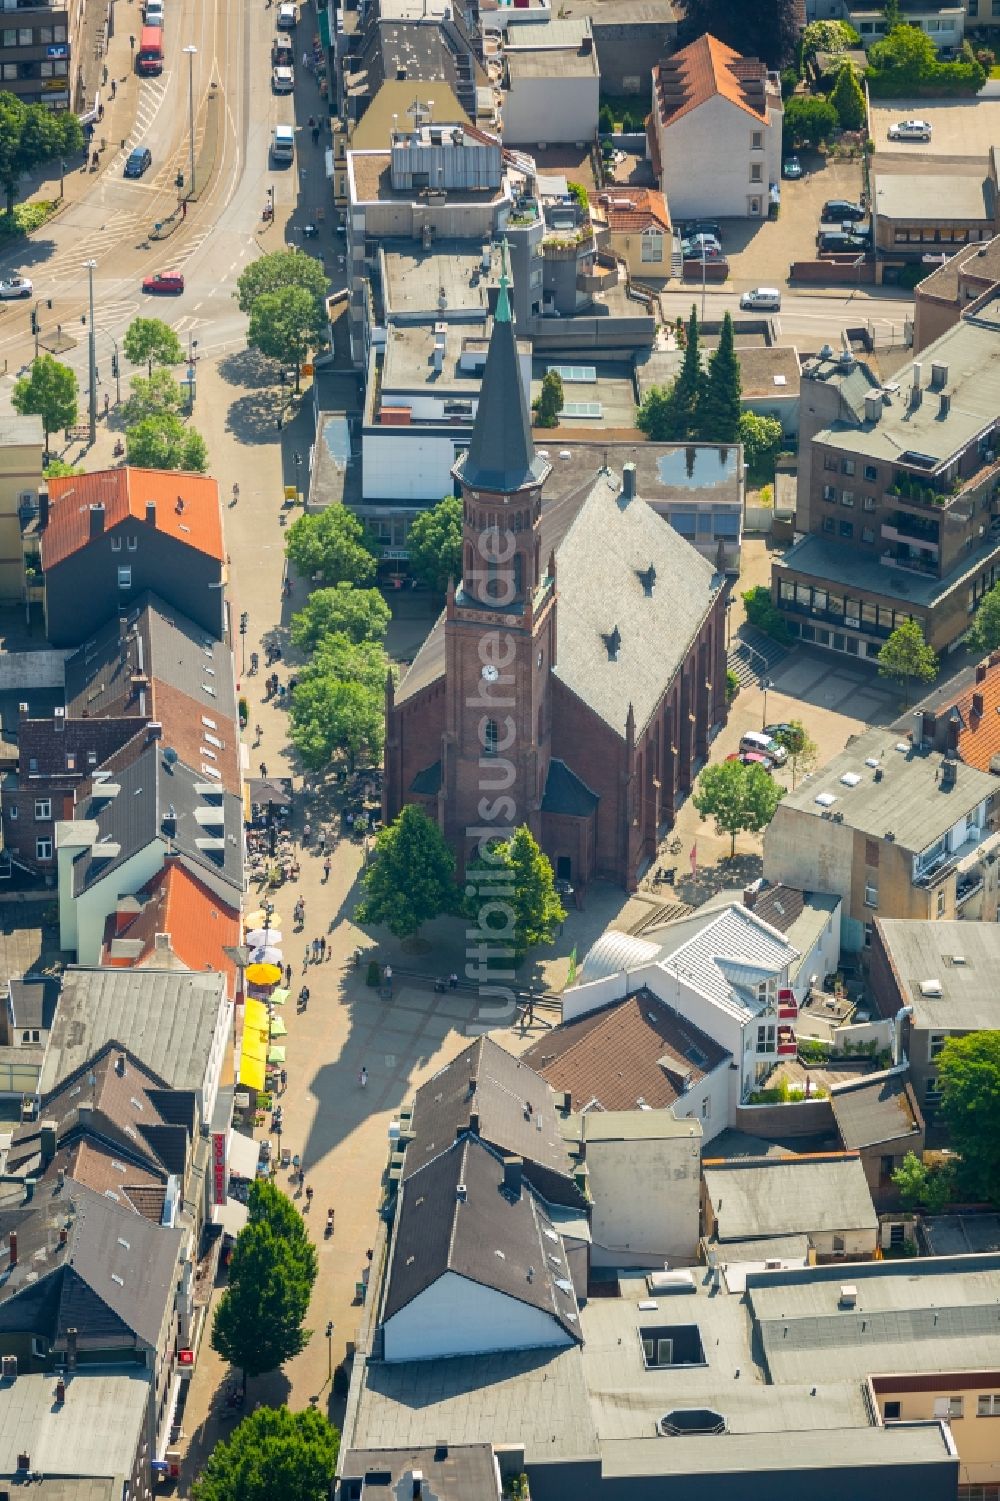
[{"xmin": 246, "ymin": 962, "xmax": 282, "ymax": 986}]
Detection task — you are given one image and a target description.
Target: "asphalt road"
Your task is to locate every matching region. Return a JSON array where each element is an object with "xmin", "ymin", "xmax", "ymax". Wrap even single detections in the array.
[{"xmin": 658, "ymin": 283, "xmax": 916, "ymax": 350}]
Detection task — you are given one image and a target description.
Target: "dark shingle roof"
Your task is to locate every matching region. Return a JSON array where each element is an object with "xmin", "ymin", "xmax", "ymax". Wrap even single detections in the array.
[
  {"xmin": 830, "ymin": 1071, "xmax": 922, "ymax": 1151},
  {"xmin": 383, "ymin": 1135, "xmax": 581, "ymax": 1342},
  {"xmin": 453, "ymin": 294, "xmax": 549, "ymax": 496},
  {"xmin": 540, "ymin": 759, "xmax": 599, "ymax": 817},
  {"xmin": 404, "ymin": 1037, "xmax": 583, "ymax": 1206}
]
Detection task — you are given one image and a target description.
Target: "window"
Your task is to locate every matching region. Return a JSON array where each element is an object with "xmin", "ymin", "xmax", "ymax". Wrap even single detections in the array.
[
  {"xmin": 31, "ymin": 1337, "xmax": 46, "ymax": 1358},
  {"xmin": 483, "ymin": 719, "xmax": 499, "ymax": 757},
  {"xmin": 842, "ymin": 459, "xmax": 856, "ymax": 476},
  {"xmin": 861, "ymin": 527, "xmax": 875, "ymax": 544},
  {"xmin": 864, "ymin": 884, "xmax": 878, "ymax": 908},
  {"xmin": 832, "ymin": 1234, "xmax": 846, "ymax": 1253},
  {"xmin": 8, "ymin": 806, "xmax": 16, "ymax": 821},
  {"xmin": 977, "ymin": 1395, "xmax": 1000, "ymax": 1416},
  {"xmin": 884, "ymin": 1402, "xmax": 901, "ymax": 1421},
  {"xmin": 863, "ymin": 495, "xmax": 876, "ymax": 511},
  {"xmin": 34, "ymin": 799, "xmax": 51, "ymax": 820},
  {"xmin": 127, "ymin": 535, "xmax": 138, "ymax": 551},
  {"xmin": 65, "ymin": 753, "xmax": 76, "ymax": 772},
  {"xmin": 822, "ymin": 517, "xmax": 835, "ymax": 534},
  {"xmin": 111, "ymin": 536, "xmax": 122, "ymax": 551},
  {"xmin": 864, "ymin": 464, "xmax": 878, "ymax": 482},
  {"xmin": 864, "ymin": 922, "xmax": 873, "ymax": 948},
  {"xmin": 35, "ymin": 838, "xmax": 52, "ymax": 862},
  {"xmin": 118, "ymin": 567, "xmax": 132, "ymax": 589},
  {"xmin": 934, "ymin": 1397, "xmax": 963, "ymax": 1420},
  {"xmin": 750, "ymin": 163, "xmax": 762, "ymax": 184},
  {"xmin": 18, "ymin": 27, "xmax": 31, "ymax": 44},
  {"xmin": 930, "ymin": 1032, "xmax": 946, "ymax": 1059},
  {"xmin": 937, "ymin": 887, "xmax": 946, "ymax": 917},
  {"xmin": 2, "ymin": 63, "xmax": 16, "ymax": 80},
  {"xmin": 823, "ymin": 484, "xmax": 836, "ymax": 501},
  {"xmin": 87, "ymin": 750, "xmax": 98, "ymax": 767},
  {"xmin": 841, "ymin": 491, "xmax": 854, "ymax": 507},
  {"xmin": 865, "ymin": 839, "xmax": 880, "ymax": 868},
  {"xmin": 749, "ymin": 198, "xmax": 761, "ymax": 215},
  {"xmin": 824, "ymin": 455, "xmax": 838, "ymax": 471},
  {"xmin": 839, "ymin": 520, "xmax": 853, "ymax": 539},
  {"xmin": 751, "ymin": 130, "xmax": 763, "ymax": 150},
  {"xmin": 700, "ymin": 1096, "xmax": 711, "ymax": 1120},
  {"xmin": 925, "ymin": 1076, "xmax": 942, "ymax": 1106},
  {"xmin": 756, "ymin": 1024, "xmax": 776, "ymax": 1053},
  {"xmin": 640, "ymin": 234, "xmax": 663, "ymax": 263}
]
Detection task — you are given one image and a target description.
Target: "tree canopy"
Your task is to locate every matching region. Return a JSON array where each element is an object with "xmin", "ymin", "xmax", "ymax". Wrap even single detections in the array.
[
  {"xmin": 290, "ymin": 584, "xmax": 390, "ymax": 649},
  {"xmin": 121, "ymin": 366, "xmax": 184, "ymax": 426},
  {"xmin": 891, "ymin": 1151, "xmax": 955, "ymax": 1214},
  {"xmin": 739, "ymin": 410, "xmax": 784, "ymax": 486},
  {"xmin": 235, "ymin": 247, "xmax": 329, "ymax": 318},
  {"xmin": 772, "ymin": 719, "xmax": 818, "ymax": 789},
  {"xmin": 967, "ymin": 581, "xmax": 1000, "ymax": 654},
  {"xmin": 0, "ymin": 93, "xmax": 82, "ymax": 213},
  {"xmin": 465, "ymin": 826, "xmax": 565, "ymax": 958},
  {"xmin": 192, "ymin": 1405, "xmax": 339, "ymax": 1501},
  {"xmin": 289, "ymin": 672, "xmax": 384, "ymax": 772},
  {"xmin": 356, "ymin": 805, "xmax": 456, "ymax": 938},
  {"xmin": 937, "ymin": 1032, "xmax": 1000, "ymax": 1205},
  {"xmin": 125, "ymin": 412, "xmax": 208, "ymax": 472},
  {"xmin": 637, "ymin": 306, "xmax": 705, "ymax": 442},
  {"xmin": 801, "ymin": 19, "xmax": 861, "ymax": 59},
  {"xmin": 699, "ymin": 313, "xmax": 742, "ymax": 444},
  {"xmin": 534, "ymin": 369, "xmax": 564, "ymax": 429},
  {"xmin": 680, "ymin": 0, "xmax": 801, "ymax": 68},
  {"xmin": 247, "ymin": 286, "xmax": 326, "ymax": 391},
  {"xmin": 123, "ymin": 316, "xmax": 185, "ymax": 378},
  {"xmin": 877, "ymin": 618, "xmax": 938, "ymax": 706},
  {"xmin": 406, "ymin": 494, "xmax": 463, "ymax": 593},
  {"xmin": 830, "ymin": 62, "xmax": 866, "ymax": 130},
  {"xmin": 11, "ymin": 354, "xmax": 77, "ymax": 446},
  {"xmin": 692, "ymin": 758, "xmax": 786, "ymax": 857},
  {"xmin": 285, "ymin": 505, "xmax": 377, "ymax": 587},
  {"xmin": 783, "ymin": 94, "xmax": 839, "ymax": 147}
]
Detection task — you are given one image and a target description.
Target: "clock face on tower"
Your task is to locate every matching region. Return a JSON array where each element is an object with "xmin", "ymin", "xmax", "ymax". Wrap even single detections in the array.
[{"xmin": 481, "ymin": 664, "xmax": 500, "ymax": 682}]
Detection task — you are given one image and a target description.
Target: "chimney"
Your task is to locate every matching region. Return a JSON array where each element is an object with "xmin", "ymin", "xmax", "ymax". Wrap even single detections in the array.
[
  {"xmin": 114, "ymin": 1052, "xmax": 126, "ymax": 1077},
  {"xmin": 468, "ymin": 1076, "xmax": 477, "ymax": 1098},
  {"xmin": 55, "ymin": 1377, "xmax": 65, "ymax": 1404},
  {"xmin": 973, "ymin": 691, "xmax": 985, "ymax": 717},
  {"xmin": 39, "ymin": 1119, "xmax": 57, "ymax": 1165},
  {"xmin": 621, "ymin": 462, "xmax": 637, "ymax": 502},
  {"xmin": 581, "ymin": 32, "xmax": 593, "ymax": 52},
  {"xmin": 947, "ymin": 709, "xmax": 961, "ymax": 753},
  {"xmin": 88, "ymin": 502, "xmax": 105, "ymax": 538},
  {"xmin": 503, "ymin": 1156, "xmax": 522, "ymax": 1200},
  {"xmin": 146, "ymin": 721, "xmax": 163, "ymax": 744},
  {"xmin": 39, "ymin": 492, "xmax": 49, "ymax": 529},
  {"xmin": 930, "ymin": 361, "xmax": 948, "ymax": 389},
  {"xmin": 66, "ymin": 1328, "xmax": 77, "ymax": 1369},
  {"xmin": 939, "ymin": 392, "xmax": 951, "ymax": 419},
  {"xmin": 468, "ymin": 1110, "xmax": 480, "ymax": 1135},
  {"xmin": 910, "ymin": 362, "xmax": 922, "ymax": 408},
  {"xmin": 412, "ymin": 1475, "xmax": 424, "ymax": 1500},
  {"xmin": 864, "ymin": 392, "xmax": 881, "ymax": 424},
  {"xmin": 154, "ymin": 932, "xmax": 171, "ymax": 953},
  {"xmin": 977, "ymin": 660, "xmax": 989, "ymax": 683},
  {"xmin": 9, "ymin": 1231, "xmax": 17, "ymax": 1268},
  {"xmin": 743, "ymin": 884, "xmax": 758, "ymax": 910},
  {"xmin": 145, "ymin": 500, "xmax": 157, "ymax": 526}
]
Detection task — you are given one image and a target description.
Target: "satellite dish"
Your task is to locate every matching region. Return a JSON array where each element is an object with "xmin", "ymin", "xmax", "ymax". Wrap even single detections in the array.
[{"xmin": 162, "ymin": 747, "xmax": 178, "ymax": 765}]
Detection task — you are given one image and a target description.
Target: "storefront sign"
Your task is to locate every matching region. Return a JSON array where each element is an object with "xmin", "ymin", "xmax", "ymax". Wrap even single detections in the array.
[{"xmin": 211, "ymin": 1131, "xmax": 226, "ymax": 1204}]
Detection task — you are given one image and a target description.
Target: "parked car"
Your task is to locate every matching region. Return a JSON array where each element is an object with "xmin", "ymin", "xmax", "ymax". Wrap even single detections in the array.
[
  {"xmin": 272, "ymin": 65, "xmax": 294, "ymax": 92},
  {"xmin": 0, "ymin": 274, "xmax": 31, "ymax": 299},
  {"xmin": 682, "ymin": 239, "xmax": 723, "ymax": 260},
  {"xmin": 821, "ymin": 198, "xmax": 865, "ymax": 223},
  {"xmin": 818, "ymin": 231, "xmax": 869, "ymax": 254},
  {"xmin": 763, "ymin": 722, "xmax": 797, "ymax": 744},
  {"xmin": 124, "ymin": 145, "xmax": 152, "ymax": 178},
  {"xmin": 681, "ymin": 221, "xmax": 722, "ymax": 243},
  {"xmin": 739, "ymin": 286, "xmax": 781, "ymax": 311},
  {"xmin": 740, "ymin": 729, "xmax": 787, "ymax": 765},
  {"xmin": 277, "ymin": 1, "xmax": 297, "ymax": 26},
  {"xmin": 272, "ymin": 36, "xmax": 293, "ymax": 64},
  {"xmin": 782, "ymin": 156, "xmax": 803, "ymax": 179},
  {"xmin": 726, "ymin": 751, "xmax": 774, "ymax": 771},
  {"xmin": 142, "ymin": 268, "xmax": 184, "ymax": 294},
  {"xmin": 271, "ymin": 124, "xmax": 295, "ymax": 163},
  {"xmin": 144, "ymin": 0, "xmax": 164, "ymax": 21},
  {"xmin": 888, "ymin": 118, "xmax": 932, "ymax": 141}
]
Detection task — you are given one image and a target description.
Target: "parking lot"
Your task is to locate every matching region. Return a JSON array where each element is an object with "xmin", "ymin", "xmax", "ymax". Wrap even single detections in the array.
[
  {"xmin": 870, "ymin": 95, "xmax": 1000, "ymax": 158},
  {"xmin": 692, "ymin": 153, "xmax": 865, "ymax": 290}
]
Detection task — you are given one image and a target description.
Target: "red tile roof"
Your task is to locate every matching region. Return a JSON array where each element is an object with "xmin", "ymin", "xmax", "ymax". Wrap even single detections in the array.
[
  {"xmin": 653, "ymin": 33, "xmax": 770, "ymax": 129},
  {"xmin": 597, "ymin": 187, "xmax": 671, "ymax": 234},
  {"xmin": 43, "ymin": 468, "xmax": 224, "ymax": 570},
  {"xmin": 942, "ymin": 654, "xmax": 1000, "ymax": 773},
  {"xmin": 103, "ymin": 860, "xmax": 239, "ymax": 992}
]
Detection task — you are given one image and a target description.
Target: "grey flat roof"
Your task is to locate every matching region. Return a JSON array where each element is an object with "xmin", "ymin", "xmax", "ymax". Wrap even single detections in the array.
[
  {"xmin": 0, "ymin": 414, "xmax": 43, "ymax": 446},
  {"xmin": 917, "ymin": 233, "xmax": 1000, "ymax": 304},
  {"xmin": 775, "ymin": 529, "xmax": 1000, "ymax": 610},
  {"xmin": 0, "ymin": 1367, "xmax": 150, "ymax": 1477},
  {"xmin": 541, "ymin": 440, "xmax": 741, "ymax": 509},
  {"xmin": 40, "ymin": 965, "xmax": 226, "ymax": 1094},
  {"xmin": 503, "ymin": 16, "xmax": 592, "ymax": 48},
  {"xmin": 507, "ymin": 46, "xmax": 599, "ymax": 78},
  {"xmin": 829, "ymin": 1068, "xmax": 921, "ymax": 1149},
  {"xmin": 874, "ymin": 917, "xmax": 1000, "ymax": 1030},
  {"xmin": 703, "ymin": 1155, "xmax": 877, "ymax": 1240},
  {"xmin": 771, "ymin": 725, "xmax": 998, "ymax": 854},
  {"xmin": 599, "ymin": 1424, "xmax": 956, "ymax": 1479},
  {"xmin": 874, "ymin": 171, "xmax": 993, "ymax": 224},
  {"xmin": 338, "ymin": 1444, "xmax": 499, "ymax": 1501},
  {"xmin": 381, "ymin": 241, "xmax": 499, "ymax": 320}
]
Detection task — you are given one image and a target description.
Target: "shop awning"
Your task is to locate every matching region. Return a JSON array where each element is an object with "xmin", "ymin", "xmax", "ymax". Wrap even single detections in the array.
[
  {"xmin": 268, "ymin": 1045, "xmax": 286, "ymax": 1064},
  {"xmin": 212, "ymin": 1198, "xmax": 249, "ymax": 1237},
  {"xmin": 238, "ymin": 1050, "xmax": 265, "ymax": 1091},
  {"xmin": 238, "ymin": 999, "xmax": 270, "ymax": 1089},
  {"xmin": 318, "ymin": 4, "xmax": 331, "ymax": 49},
  {"xmin": 228, "ymin": 1129, "xmax": 260, "ymax": 1180}
]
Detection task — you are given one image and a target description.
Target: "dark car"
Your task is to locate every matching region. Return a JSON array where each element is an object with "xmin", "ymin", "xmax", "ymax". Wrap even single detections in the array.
[
  {"xmin": 821, "ymin": 198, "xmax": 865, "ymax": 223},
  {"xmin": 818, "ymin": 231, "xmax": 869, "ymax": 254},
  {"xmin": 124, "ymin": 146, "xmax": 152, "ymax": 178},
  {"xmin": 681, "ymin": 219, "xmax": 722, "ymax": 242}
]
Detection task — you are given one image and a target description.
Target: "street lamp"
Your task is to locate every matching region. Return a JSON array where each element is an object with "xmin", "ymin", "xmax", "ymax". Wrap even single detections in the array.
[
  {"xmin": 84, "ymin": 259, "xmax": 97, "ymax": 446},
  {"xmin": 109, "ymin": 334, "xmax": 121, "ymax": 406},
  {"xmin": 59, "ymin": 159, "xmax": 65, "ymax": 199},
  {"xmin": 183, "ymin": 45, "xmax": 197, "ymax": 199},
  {"xmin": 761, "ymin": 677, "xmax": 775, "ymax": 731},
  {"xmin": 325, "ymin": 1321, "xmax": 334, "ymax": 1383}
]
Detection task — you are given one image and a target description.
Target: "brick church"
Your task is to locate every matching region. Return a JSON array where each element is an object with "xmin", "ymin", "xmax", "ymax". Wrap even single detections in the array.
[{"xmin": 383, "ymin": 272, "xmax": 728, "ymax": 890}]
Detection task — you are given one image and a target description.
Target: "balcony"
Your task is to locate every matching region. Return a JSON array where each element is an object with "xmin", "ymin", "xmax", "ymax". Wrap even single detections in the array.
[
  {"xmin": 880, "ymin": 520, "xmax": 938, "ymax": 550},
  {"xmin": 878, "ymin": 548, "xmax": 939, "ymax": 579},
  {"xmin": 956, "ymin": 873, "xmax": 984, "ymax": 910},
  {"xmin": 777, "ymin": 1025, "xmax": 797, "ymax": 1057},
  {"xmin": 914, "ymin": 832, "xmax": 984, "ymax": 887}
]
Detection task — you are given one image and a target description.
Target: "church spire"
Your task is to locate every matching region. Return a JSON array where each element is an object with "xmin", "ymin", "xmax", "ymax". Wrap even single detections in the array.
[{"xmin": 454, "ymin": 239, "xmax": 545, "ymax": 497}]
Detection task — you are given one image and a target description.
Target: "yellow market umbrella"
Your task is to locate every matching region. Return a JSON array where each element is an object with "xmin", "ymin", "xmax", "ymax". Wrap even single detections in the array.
[
  {"xmin": 269, "ymin": 1016, "xmax": 288, "ymax": 1037},
  {"xmin": 247, "ymin": 962, "xmax": 282, "ymax": 986},
  {"xmin": 267, "ymin": 1044, "xmax": 286, "ymax": 1064},
  {"xmin": 245, "ymin": 909, "xmax": 276, "ymax": 928},
  {"xmin": 269, "ymin": 988, "xmax": 289, "ymax": 1006}
]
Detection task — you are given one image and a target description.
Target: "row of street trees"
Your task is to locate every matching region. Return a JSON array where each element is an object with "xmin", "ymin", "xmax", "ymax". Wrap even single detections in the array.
[
  {"xmin": 0, "ymin": 91, "xmax": 83, "ymax": 214},
  {"xmin": 235, "ymin": 248, "xmax": 329, "ymax": 391}
]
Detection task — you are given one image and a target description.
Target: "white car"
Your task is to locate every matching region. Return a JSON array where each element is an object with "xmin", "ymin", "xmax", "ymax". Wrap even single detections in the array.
[
  {"xmin": 739, "ymin": 286, "xmax": 781, "ymax": 311},
  {"xmin": 277, "ymin": 2, "xmax": 297, "ymax": 27},
  {"xmin": 272, "ymin": 65, "xmax": 294, "ymax": 92},
  {"xmin": 0, "ymin": 274, "xmax": 32, "ymax": 299},
  {"xmin": 144, "ymin": 0, "xmax": 164, "ymax": 23},
  {"xmin": 888, "ymin": 118, "xmax": 932, "ymax": 141}
]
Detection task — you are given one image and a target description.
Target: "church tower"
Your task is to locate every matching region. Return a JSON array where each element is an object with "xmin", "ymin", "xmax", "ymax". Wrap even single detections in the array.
[{"xmin": 440, "ymin": 254, "xmax": 556, "ymax": 867}]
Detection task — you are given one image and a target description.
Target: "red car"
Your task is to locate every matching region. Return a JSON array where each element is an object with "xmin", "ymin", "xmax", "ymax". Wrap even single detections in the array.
[
  {"xmin": 726, "ymin": 750, "xmax": 774, "ymax": 771},
  {"xmin": 142, "ymin": 269, "xmax": 184, "ymax": 294}
]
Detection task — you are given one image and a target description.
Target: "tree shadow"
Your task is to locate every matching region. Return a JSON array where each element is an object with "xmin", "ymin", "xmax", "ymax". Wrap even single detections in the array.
[
  {"xmin": 218, "ymin": 347, "xmax": 279, "ymax": 390},
  {"xmin": 225, "ymin": 389, "xmax": 287, "ymax": 445}
]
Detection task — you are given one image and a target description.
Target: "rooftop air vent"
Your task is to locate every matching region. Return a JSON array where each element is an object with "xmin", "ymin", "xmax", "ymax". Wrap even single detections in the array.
[
  {"xmin": 919, "ymin": 979, "xmax": 942, "ymax": 997},
  {"xmin": 658, "ymin": 1409, "xmax": 727, "ymax": 1437},
  {"xmin": 839, "ymin": 1285, "xmax": 857, "ymax": 1308}
]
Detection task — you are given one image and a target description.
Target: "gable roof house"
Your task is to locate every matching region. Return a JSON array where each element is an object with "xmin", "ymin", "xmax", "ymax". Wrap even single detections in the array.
[
  {"xmin": 648, "ymin": 33, "xmax": 783, "ymax": 221},
  {"xmin": 102, "ymin": 860, "xmax": 240, "ymax": 999},
  {"xmin": 40, "ymin": 470, "xmax": 225, "ymax": 647}
]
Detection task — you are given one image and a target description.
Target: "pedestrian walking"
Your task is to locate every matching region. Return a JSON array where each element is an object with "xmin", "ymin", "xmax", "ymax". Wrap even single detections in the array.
[
  {"xmin": 285, "ymin": 962, "xmax": 292, "ymax": 987},
  {"xmin": 359, "ymin": 1066, "xmax": 368, "ymax": 1088},
  {"xmin": 319, "ymin": 936, "xmax": 326, "ymax": 961},
  {"xmin": 110, "ymin": 78, "xmax": 117, "ymax": 99},
  {"xmin": 311, "ymin": 124, "xmax": 320, "ymax": 145},
  {"xmin": 305, "ymin": 1184, "xmax": 313, "ymax": 1206},
  {"xmin": 323, "ymin": 855, "xmax": 331, "ymax": 882},
  {"xmin": 181, "ymin": 200, "xmax": 187, "ymax": 219},
  {"xmin": 448, "ymin": 972, "xmax": 458, "ymax": 990},
  {"xmin": 280, "ymin": 1067, "xmax": 288, "ymax": 1091},
  {"xmin": 104, "ymin": 392, "xmax": 110, "ymax": 418},
  {"xmin": 318, "ymin": 830, "xmax": 326, "ymax": 854},
  {"xmin": 232, "ymin": 481, "xmax": 239, "ymax": 504},
  {"xmin": 255, "ymin": 723, "xmax": 263, "ymax": 746},
  {"xmin": 259, "ymin": 761, "xmax": 268, "ymax": 779}
]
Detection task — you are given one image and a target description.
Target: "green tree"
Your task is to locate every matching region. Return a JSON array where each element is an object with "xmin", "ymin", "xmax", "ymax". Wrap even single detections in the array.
[
  {"xmin": 310, "ymin": 632, "xmax": 390, "ymax": 696},
  {"xmin": 244, "ymin": 1179, "xmax": 316, "ymax": 1275},
  {"xmin": 681, "ymin": 0, "xmax": 801, "ymax": 68},
  {"xmin": 892, "ymin": 1150, "xmax": 955, "ymax": 1213},
  {"xmin": 783, "ymin": 94, "xmax": 839, "ymax": 147},
  {"xmin": 289, "ymin": 672, "xmax": 384, "ymax": 772},
  {"xmin": 598, "ymin": 103, "xmax": 615, "ymax": 135},
  {"xmin": 636, "ymin": 383, "xmax": 680, "ymax": 443},
  {"xmin": 192, "ymin": 1406, "xmax": 339, "ymax": 1501},
  {"xmin": 882, "ymin": 0, "xmax": 901, "ymax": 26},
  {"xmin": 0, "ymin": 93, "xmax": 82, "ymax": 214},
  {"xmin": 290, "ymin": 584, "xmax": 390, "ymax": 650},
  {"xmin": 356, "ymin": 805, "xmax": 456, "ymax": 938},
  {"xmin": 125, "ymin": 412, "xmax": 208, "ymax": 472},
  {"xmin": 739, "ymin": 410, "xmax": 784, "ymax": 485},
  {"xmin": 869, "ymin": 21, "xmax": 937, "ymax": 79},
  {"xmin": 534, "ymin": 369, "xmax": 564, "ymax": 429},
  {"xmin": 937, "ymin": 1032, "xmax": 1000, "ymax": 1205},
  {"xmin": 465, "ymin": 826, "xmax": 566, "ymax": 959},
  {"xmin": 211, "ymin": 1208, "xmax": 316, "ymax": 1392},
  {"xmin": 247, "ymin": 285, "xmax": 325, "ymax": 392},
  {"xmin": 121, "ymin": 366, "xmax": 183, "ymax": 426},
  {"xmin": 742, "ymin": 583, "xmax": 792, "ymax": 645},
  {"xmin": 11, "ymin": 354, "xmax": 77, "ymax": 447},
  {"xmin": 123, "ymin": 316, "xmax": 185, "ymax": 379},
  {"xmin": 801, "ymin": 19, "xmax": 862, "ymax": 60},
  {"xmin": 672, "ymin": 305, "xmax": 706, "ymax": 441},
  {"xmin": 285, "ymin": 505, "xmax": 377, "ymax": 586},
  {"xmin": 877, "ymin": 618, "xmax": 938, "ymax": 706},
  {"xmin": 692, "ymin": 758, "xmax": 786, "ymax": 858},
  {"xmin": 830, "ymin": 62, "xmax": 866, "ymax": 129},
  {"xmin": 773, "ymin": 719, "xmax": 818, "ymax": 789},
  {"xmin": 235, "ymin": 247, "xmax": 328, "ymax": 317},
  {"xmin": 967, "ymin": 581, "xmax": 1000, "ymax": 653},
  {"xmin": 42, "ymin": 459, "xmax": 82, "ymax": 479},
  {"xmin": 406, "ymin": 494, "xmax": 464, "ymax": 593},
  {"xmin": 700, "ymin": 313, "xmax": 742, "ymax": 444}
]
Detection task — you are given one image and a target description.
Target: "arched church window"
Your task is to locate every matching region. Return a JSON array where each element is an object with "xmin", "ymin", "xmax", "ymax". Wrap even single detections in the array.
[{"xmin": 484, "ymin": 719, "xmax": 499, "ymax": 757}]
